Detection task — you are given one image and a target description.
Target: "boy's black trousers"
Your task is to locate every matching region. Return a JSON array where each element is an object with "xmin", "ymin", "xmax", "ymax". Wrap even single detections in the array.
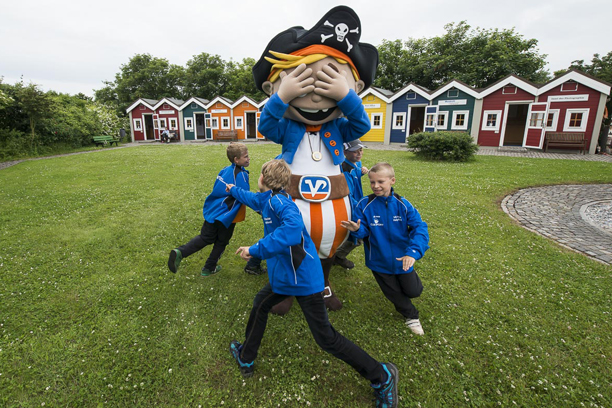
[
  {"xmin": 178, "ymin": 220, "xmax": 236, "ymax": 271},
  {"xmin": 372, "ymin": 270, "xmax": 423, "ymax": 320},
  {"xmin": 239, "ymin": 283, "xmax": 385, "ymax": 384}
]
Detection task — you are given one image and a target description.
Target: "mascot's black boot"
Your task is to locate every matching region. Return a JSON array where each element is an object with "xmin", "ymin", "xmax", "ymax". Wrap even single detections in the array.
[
  {"xmin": 323, "ymin": 257, "xmax": 343, "ymax": 311},
  {"xmin": 270, "ymin": 297, "xmax": 294, "ymax": 316}
]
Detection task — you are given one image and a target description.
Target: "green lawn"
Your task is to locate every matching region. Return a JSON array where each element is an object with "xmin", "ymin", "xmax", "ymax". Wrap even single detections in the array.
[{"xmin": 1, "ymin": 144, "xmax": 611, "ymax": 407}]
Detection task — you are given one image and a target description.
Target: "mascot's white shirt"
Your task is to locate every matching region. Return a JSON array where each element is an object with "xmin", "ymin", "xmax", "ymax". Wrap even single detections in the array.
[{"xmin": 289, "ymin": 132, "xmax": 341, "ymax": 176}]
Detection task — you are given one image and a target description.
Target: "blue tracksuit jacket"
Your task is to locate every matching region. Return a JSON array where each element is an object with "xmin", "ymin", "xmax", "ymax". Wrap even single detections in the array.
[
  {"xmin": 257, "ymin": 90, "xmax": 370, "ymax": 165},
  {"xmin": 202, "ymin": 164, "xmax": 249, "ymax": 228},
  {"xmin": 229, "ymin": 187, "xmax": 324, "ymax": 296},
  {"xmin": 352, "ymin": 189, "xmax": 430, "ymax": 274}
]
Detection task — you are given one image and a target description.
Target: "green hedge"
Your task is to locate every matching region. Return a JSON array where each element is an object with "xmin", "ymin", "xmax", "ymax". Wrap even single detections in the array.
[{"xmin": 407, "ymin": 131, "xmax": 478, "ymax": 162}]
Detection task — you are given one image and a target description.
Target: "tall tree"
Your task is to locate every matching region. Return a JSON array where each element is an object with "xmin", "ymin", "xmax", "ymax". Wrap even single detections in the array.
[
  {"xmin": 375, "ymin": 22, "xmax": 550, "ymax": 91},
  {"xmin": 95, "ymin": 53, "xmax": 184, "ymax": 114},
  {"xmin": 224, "ymin": 58, "xmax": 267, "ymax": 102},
  {"xmin": 557, "ymin": 51, "xmax": 612, "ymax": 85},
  {"xmin": 14, "ymin": 81, "xmax": 52, "ymax": 152},
  {"xmin": 182, "ymin": 53, "xmax": 229, "ymax": 100}
]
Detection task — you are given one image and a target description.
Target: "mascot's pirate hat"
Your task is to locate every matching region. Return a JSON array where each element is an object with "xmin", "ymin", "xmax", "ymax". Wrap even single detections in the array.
[{"xmin": 253, "ymin": 5, "xmax": 379, "ymax": 92}]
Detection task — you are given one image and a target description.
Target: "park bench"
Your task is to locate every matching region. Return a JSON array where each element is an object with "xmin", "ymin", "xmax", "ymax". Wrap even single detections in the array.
[
  {"xmin": 93, "ymin": 135, "xmax": 120, "ymax": 147},
  {"xmin": 216, "ymin": 130, "xmax": 237, "ymax": 141},
  {"xmin": 544, "ymin": 132, "xmax": 587, "ymax": 154}
]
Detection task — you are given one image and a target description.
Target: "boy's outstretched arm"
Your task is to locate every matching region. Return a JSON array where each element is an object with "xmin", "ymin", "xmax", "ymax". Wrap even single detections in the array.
[{"xmin": 227, "ymin": 184, "xmax": 262, "ymax": 213}]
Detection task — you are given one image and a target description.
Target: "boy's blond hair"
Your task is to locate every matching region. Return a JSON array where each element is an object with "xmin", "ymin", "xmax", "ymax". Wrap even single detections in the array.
[
  {"xmin": 261, "ymin": 159, "xmax": 292, "ymax": 191},
  {"xmin": 369, "ymin": 162, "xmax": 395, "ymax": 178},
  {"xmin": 226, "ymin": 142, "xmax": 248, "ymax": 163}
]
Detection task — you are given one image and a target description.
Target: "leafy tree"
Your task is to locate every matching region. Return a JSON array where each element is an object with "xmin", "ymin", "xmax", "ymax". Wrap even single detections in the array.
[
  {"xmin": 14, "ymin": 81, "xmax": 52, "ymax": 152},
  {"xmin": 375, "ymin": 22, "xmax": 550, "ymax": 91},
  {"xmin": 95, "ymin": 53, "xmax": 184, "ymax": 114},
  {"xmin": 224, "ymin": 58, "xmax": 267, "ymax": 102},
  {"xmin": 182, "ymin": 53, "xmax": 229, "ymax": 100}
]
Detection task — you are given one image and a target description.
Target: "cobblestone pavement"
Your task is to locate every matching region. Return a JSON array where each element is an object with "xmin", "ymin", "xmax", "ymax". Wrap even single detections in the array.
[{"xmin": 501, "ymin": 184, "xmax": 612, "ymax": 265}]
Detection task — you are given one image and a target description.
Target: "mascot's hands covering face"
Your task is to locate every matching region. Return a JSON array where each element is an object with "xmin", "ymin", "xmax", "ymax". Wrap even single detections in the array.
[
  {"xmin": 263, "ymin": 59, "xmax": 365, "ymax": 126},
  {"xmin": 252, "ymin": 6, "xmax": 378, "ymax": 314}
]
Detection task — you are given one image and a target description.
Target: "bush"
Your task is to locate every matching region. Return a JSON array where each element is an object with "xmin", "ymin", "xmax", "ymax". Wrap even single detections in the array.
[{"xmin": 407, "ymin": 131, "xmax": 478, "ymax": 161}]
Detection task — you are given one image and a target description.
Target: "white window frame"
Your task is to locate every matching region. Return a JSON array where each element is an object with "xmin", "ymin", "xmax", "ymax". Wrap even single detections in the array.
[
  {"xmin": 191, "ymin": 103, "xmax": 197, "ymax": 109},
  {"xmin": 163, "ymin": 104, "xmax": 170, "ymax": 109},
  {"xmin": 184, "ymin": 117, "xmax": 194, "ymax": 130},
  {"xmin": 235, "ymin": 116, "xmax": 243, "ymax": 129},
  {"xmin": 451, "ymin": 110, "xmax": 470, "ymax": 130},
  {"xmin": 139, "ymin": 105, "xmax": 146, "ymax": 110},
  {"xmin": 561, "ymin": 81, "xmax": 578, "ymax": 92},
  {"xmin": 211, "ymin": 117, "xmax": 219, "ymax": 130},
  {"xmin": 563, "ymin": 108, "xmax": 589, "ymax": 132},
  {"xmin": 168, "ymin": 118, "xmax": 178, "ymax": 130},
  {"xmin": 221, "ymin": 116, "xmax": 231, "ymax": 129},
  {"xmin": 406, "ymin": 92, "xmax": 417, "ymax": 100},
  {"xmin": 545, "ymin": 109, "xmax": 560, "ymax": 131},
  {"xmin": 371, "ymin": 113, "xmax": 383, "ymax": 129},
  {"xmin": 437, "ymin": 111, "xmax": 448, "ymax": 130},
  {"xmin": 367, "ymin": 95, "xmax": 375, "ymax": 102},
  {"xmin": 133, "ymin": 118, "xmax": 142, "ymax": 131},
  {"xmin": 447, "ymin": 90, "xmax": 459, "ymax": 98},
  {"xmin": 502, "ymin": 86, "xmax": 517, "ymax": 95},
  {"xmin": 481, "ymin": 110, "xmax": 502, "ymax": 132},
  {"xmin": 392, "ymin": 112, "xmax": 406, "ymax": 130},
  {"xmin": 159, "ymin": 118, "xmax": 167, "ymax": 129}
]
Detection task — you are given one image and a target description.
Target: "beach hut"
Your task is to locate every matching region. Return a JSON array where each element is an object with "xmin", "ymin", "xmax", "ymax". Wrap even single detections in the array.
[
  {"xmin": 388, "ymin": 83, "xmax": 432, "ymax": 143},
  {"xmin": 126, "ymin": 98, "xmax": 157, "ymax": 142},
  {"xmin": 181, "ymin": 97, "xmax": 211, "ymax": 141},
  {"xmin": 359, "ymin": 87, "xmax": 393, "ymax": 143},
  {"xmin": 231, "ymin": 96, "xmax": 261, "ymax": 140},
  {"xmin": 152, "ymin": 98, "xmax": 184, "ymax": 141},
  {"xmin": 429, "ymin": 80, "xmax": 480, "ymax": 136},
  {"xmin": 205, "ymin": 97, "xmax": 234, "ymax": 140}
]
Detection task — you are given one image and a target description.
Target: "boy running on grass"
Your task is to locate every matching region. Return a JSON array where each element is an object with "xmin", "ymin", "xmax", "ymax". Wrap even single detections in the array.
[
  {"xmin": 342, "ymin": 162, "xmax": 430, "ymax": 335},
  {"xmin": 167, "ymin": 142, "xmax": 264, "ymax": 276},
  {"xmin": 225, "ymin": 159, "xmax": 399, "ymax": 408}
]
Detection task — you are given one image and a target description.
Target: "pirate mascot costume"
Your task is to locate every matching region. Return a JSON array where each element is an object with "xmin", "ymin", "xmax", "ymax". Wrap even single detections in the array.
[{"xmin": 253, "ymin": 6, "xmax": 378, "ymax": 314}]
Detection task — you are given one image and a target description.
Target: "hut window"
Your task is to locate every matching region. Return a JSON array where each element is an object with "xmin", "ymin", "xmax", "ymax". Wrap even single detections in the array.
[
  {"xmin": 561, "ymin": 81, "xmax": 578, "ymax": 92},
  {"xmin": 392, "ymin": 113, "xmax": 405, "ymax": 130},
  {"xmin": 139, "ymin": 105, "xmax": 146, "ymax": 110},
  {"xmin": 159, "ymin": 118, "xmax": 167, "ymax": 129},
  {"xmin": 545, "ymin": 109, "xmax": 559, "ymax": 130},
  {"xmin": 447, "ymin": 90, "xmax": 459, "ymax": 98},
  {"xmin": 133, "ymin": 119, "xmax": 142, "ymax": 131},
  {"xmin": 235, "ymin": 117, "xmax": 243, "ymax": 129},
  {"xmin": 221, "ymin": 117, "xmax": 230, "ymax": 129},
  {"xmin": 211, "ymin": 118, "xmax": 219, "ymax": 129},
  {"xmin": 437, "ymin": 111, "xmax": 448, "ymax": 130},
  {"xmin": 502, "ymin": 86, "xmax": 517, "ymax": 95},
  {"xmin": 169, "ymin": 118, "xmax": 178, "ymax": 130},
  {"xmin": 563, "ymin": 109, "xmax": 589, "ymax": 132},
  {"xmin": 481, "ymin": 110, "xmax": 502, "ymax": 132},
  {"xmin": 451, "ymin": 111, "xmax": 469, "ymax": 130},
  {"xmin": 216, "ymin": 103, "xmax": 223, "ymax": 108},
  {"xmin": 367, "ymin": 95, "xmax": 375, "ymax": 102},
  {"xmin": 242, "ymin": 102, "xmax": 249, "ymax": 107},
  {"xmin": 191, "ymin": 103, "xmax": 198, "ymax": 109},
  {"xmin": 371, "ymin": 113, "xmax": 383, "ymax": 129},
  {"xmin": 184, "ymin": 118, "xmax": 193, "ymax": 130},
  {"xmin": 163, "ymin": 104, "xmax": 170, "ymax": 109},
  {"xmin": 406, "ymin": 92, "xmax": 416, "ymax": 100}
]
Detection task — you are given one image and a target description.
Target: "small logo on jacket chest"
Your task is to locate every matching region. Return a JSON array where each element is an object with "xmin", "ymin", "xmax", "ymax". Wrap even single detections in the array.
[
  {"xmin": 370, "ymin": 216, "xmax": 383, "ymax": 227},
  {"xmin": 299, "ymin": 175, "xmax": 331, "ymax": 202}
]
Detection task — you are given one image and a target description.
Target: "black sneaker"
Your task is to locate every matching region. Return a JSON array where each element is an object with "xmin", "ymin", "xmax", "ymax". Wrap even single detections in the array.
[
  {"xmin": 372, "ymin": 362, "xmax": 399, "ymax": 408},
  {"xmin": 168, "ymin": 249, "xmax": 182, "ymax": 273},
  {"xmin": 201, "ymin": 265, "xmax": 222, "ymax": 277},
  {"xmin": 230, "ymin": 340, "xmax": 254, "ymax": 378},
  {"xmin": 334, "ymin": 256, "xmax": 355, "ymax": 269},
  {"xmin": 244, "ymin": 264, "xmax": 267, "ymax": 275}
]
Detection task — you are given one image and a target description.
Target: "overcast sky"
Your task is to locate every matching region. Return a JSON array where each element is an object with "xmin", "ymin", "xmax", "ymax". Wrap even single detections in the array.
[{"xmin": 2, "ymin": 0, "xmax": 610, "ymax": 97}]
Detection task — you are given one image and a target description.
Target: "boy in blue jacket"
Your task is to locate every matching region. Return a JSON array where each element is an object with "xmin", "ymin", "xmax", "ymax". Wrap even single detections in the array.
[
  {"xmin": 167, "ymin": 143, "xmax": 264, "ymax": 276},
  {"xmin": 334, "ymin": 139, "xmax": 369, "ymax": 269},
  {"xmin": 342, "ymin": 162, "xmax": 430, "ymax": 335},
  {"xmin": 226, "ymin": 159, "xmax": 399, "ymax": 408}
]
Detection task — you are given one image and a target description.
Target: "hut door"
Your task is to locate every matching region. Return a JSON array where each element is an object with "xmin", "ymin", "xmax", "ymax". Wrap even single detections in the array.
[
  {"xmin": 205, "ymin": 113, "xmax": 213, "ymax": 140},
  {"xmin": 522, "ymin": 102, "xmax": 549, "ymax": 149},
  {"xmin": 424, "ymin": 106, "xmax": 438, "ymax": 132},
  {"xmin": 152, "ymin": 114, "xmax": 160, "ymax": 140},
  {"xmin": 256, "ymin": 112, "xmax": 265, "ymax": 139}
]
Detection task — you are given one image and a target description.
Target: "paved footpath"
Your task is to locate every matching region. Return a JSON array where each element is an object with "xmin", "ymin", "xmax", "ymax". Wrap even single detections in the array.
[{"xmin": 502, "ymin": 184, "xmax": 612, "ymax": 265}]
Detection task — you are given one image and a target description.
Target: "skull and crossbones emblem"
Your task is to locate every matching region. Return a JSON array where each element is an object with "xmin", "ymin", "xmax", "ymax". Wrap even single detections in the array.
[{"xmin": 320, "ymin": 20, "xmax": 359, "ymax": 53}]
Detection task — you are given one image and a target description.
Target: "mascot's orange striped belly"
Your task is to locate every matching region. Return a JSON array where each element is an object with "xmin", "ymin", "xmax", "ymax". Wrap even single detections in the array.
[{"xmin": 294, "ymin": 196, "xmax": 350, "ymax": 259}]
